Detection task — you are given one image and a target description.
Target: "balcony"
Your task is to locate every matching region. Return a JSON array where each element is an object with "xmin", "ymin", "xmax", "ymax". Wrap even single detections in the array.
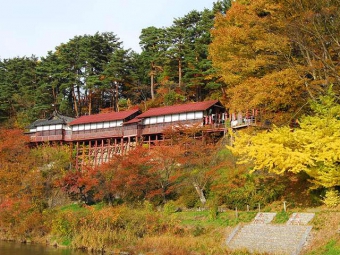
[{"xmin": 71, "ymin": 127, "xmax": 123, "ymax": 141}]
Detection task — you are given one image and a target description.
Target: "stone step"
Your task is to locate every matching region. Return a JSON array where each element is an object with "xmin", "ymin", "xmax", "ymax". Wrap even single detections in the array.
[
  {"xmin": 252, "ymin": 212, "xmax": 277, "ymax": 224},
  {"xmin": 227, "ymin": 224, "xmax": 312, "ymax": 255},
  {"xmin": 287, "ymin": 213, "xmax": 315, "ymax": 225}
]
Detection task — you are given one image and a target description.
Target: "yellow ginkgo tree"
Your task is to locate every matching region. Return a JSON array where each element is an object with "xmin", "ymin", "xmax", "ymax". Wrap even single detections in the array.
[{"xmin": 229, "ymin": 91, "xmax": 340, "ymax": 190}]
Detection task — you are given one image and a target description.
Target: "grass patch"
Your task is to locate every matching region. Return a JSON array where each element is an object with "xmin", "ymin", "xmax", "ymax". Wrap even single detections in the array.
[
  {"xmin": 60, "ymin": 237, "xmax": 72, "ymax": 246},
  {"xmin": 307, "ymin": 239, "xmax": 340, "ymax": 255},
  {"xmin": 272, "ymin": 211, "xmax": 290, "ymax": 224},
  {"xmin": 60, "ymin": 203, "xmax": 87, "ymax": 212},
  {"xmin": 91, "ymin": 201, "xmax": 105, "ymax": 210},
  {"xmin": 173, "ymin": 210, "xmax": 257, "ymax": 227}
]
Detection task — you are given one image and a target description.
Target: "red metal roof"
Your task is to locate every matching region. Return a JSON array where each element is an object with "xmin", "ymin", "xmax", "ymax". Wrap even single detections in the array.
[
  {"xmin": 69, "ymin": 109, "xmax": 140, "ymax": 125},
  {"xmin": 137, "ymin": 100, "xmax": 220, "ymax": 118}
]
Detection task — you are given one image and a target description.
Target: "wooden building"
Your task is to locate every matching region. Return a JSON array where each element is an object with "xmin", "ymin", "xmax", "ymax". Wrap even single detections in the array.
[
  {"xmin": 68, "ymin": 109, "xmax": 141, "ymax": 167},
  {"xmin": 26, "ymin": 111, "xmax": 74, "ymax": 143},
  {"xmin": 26, "ymin": 100, "xmax": 259, "ymax": 167},
  {"xmin": 134, "ymin": 100, "xmax": 227, "ymax": 146}
]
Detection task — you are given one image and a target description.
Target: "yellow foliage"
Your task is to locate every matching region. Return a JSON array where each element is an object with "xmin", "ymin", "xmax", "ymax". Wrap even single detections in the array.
[
  {"xmin": 323, "ymin": 189, "xmax": 340, "ymax": 207},
  {"xmin": 229, "ymin": 93, "xmax": 340, "ymax": 189},
  {"xmin": 209, "ymin": 0, "xmax": 318, "ymax": 122}
]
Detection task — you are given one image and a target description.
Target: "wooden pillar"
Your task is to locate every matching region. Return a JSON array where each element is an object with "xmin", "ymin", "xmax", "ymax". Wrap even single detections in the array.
[
  {"xmin": 94, "ymin": 140, "xmax": 98, "ymax": 166},
  {"xmin": 114, "ymin": 138, "xmax": 117, "ymax": 154},
  {"xmin": 88, "ymin": 140, "xmax": 91, "ymax": 167},
  {"xmin": 100, "ymin": 139, "xmax": 104, "ymax": 164},
  {"xmin": 120, "ymin": 138, "xmax": 124, "ymax": 155},
  {"xmin": 82, "ymin": 141, "xmax": 85, "ymax": 170},
  {"xmin": 75, "ymin": 141, "xmax": 79, "ymax": 170}
]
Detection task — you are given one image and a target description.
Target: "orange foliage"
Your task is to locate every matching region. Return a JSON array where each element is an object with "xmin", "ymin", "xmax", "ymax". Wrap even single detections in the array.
[
  {"xmin": 209, "ymin": 0, "xmax": 312, "ymax": 123},
  {"xmin": 0, "ymin": 128, "xmax": 32, "ymax": 199}
]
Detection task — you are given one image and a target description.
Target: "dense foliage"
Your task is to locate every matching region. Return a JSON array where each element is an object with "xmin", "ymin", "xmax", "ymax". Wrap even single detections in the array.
[
  {"xmin": 1, "ymin": 0, "xmax": 339, "ymax": 127},
  {"xmin": 1, "ymin": 0, "xmax": 340, "ymax": 252}
]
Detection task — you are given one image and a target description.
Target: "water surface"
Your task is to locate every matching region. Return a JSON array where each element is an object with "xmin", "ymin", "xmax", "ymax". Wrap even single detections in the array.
[{"xmin": 0, "ymin": 240, "xmax": 86, "ymax": 255}]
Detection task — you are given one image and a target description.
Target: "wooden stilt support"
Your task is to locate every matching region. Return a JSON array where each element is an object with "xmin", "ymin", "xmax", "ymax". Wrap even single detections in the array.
[
  {"xmin": 88, "ymin": 141, "xmax": 91, "ymax": 167},
  {"xmin": 100, "ymin": 139, "xmax": 104, "ymax": 164},
  {"xmin": 94, "ymin": 140, "xmax": 98, "ymax": 166},
  {"xmin": 82, "ymin": 141, "xmax": 85, "ymax": 170},
  {"xmin": 75, "ymin": 141, "xmax": 79, "ymax": 170},
  {"xmin": 121, "ymin": 138, "xmax": 123, "ymax": 154}
]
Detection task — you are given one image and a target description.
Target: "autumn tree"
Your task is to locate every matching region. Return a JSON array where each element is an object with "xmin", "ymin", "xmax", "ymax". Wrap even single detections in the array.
[
  {"xmin": 0, "ymin": 128, "xmax": 32, "ymax": 200},
  {"xmin": 163, "ymin": 124, "xmax": 222, "ymax": 205},
  {"xmin": 209, "ymin": 0, "xmax": 312, "ymax": 124},
  {"xmin": 95, "ymin": 147, "xmax": 160, "ymax": 204},
  {"xmin": 0, "ymin": 128, "xmax": 50, "ymax": 237},
  {"xmin": 58, "ymin": 166, "xmax": 99, "ymax": 204},
  {"xmin": 229, "ymin": 90, "xmax": 340, "ymax": 191},
  {"xmin": 282, "ymin": 0, "xmax": 340, "ymax": 97},
  {"xmin": 30, "ymin": 144, "xmax": 73, "ymax": 207},
  {"xmin": 148, "ymin": 145, "xmax": 183, "ymax": 203}
]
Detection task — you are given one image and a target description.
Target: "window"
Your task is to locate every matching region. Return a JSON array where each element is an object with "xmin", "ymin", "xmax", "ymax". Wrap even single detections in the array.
[
  {"xmin": 180, "ymin": 113, "xmax": 187, "ymax": 120},
  {"xmin": 150, "ymin": 117, "xmax": 157, "ymax": 124},
  {"xmin": 164, "ymin": 115, "xmax": 172, "ymax": 123},
  {"xmin": 172, "ymin": 114, "xmax": 179, "ymax": 121},
  {"xmin": 187, "ymin": 112, "xmax": 195, "ymax": 120},
  {"xmin": 195, "ymin": 111, "xmax": 203, "ymax": 119}
]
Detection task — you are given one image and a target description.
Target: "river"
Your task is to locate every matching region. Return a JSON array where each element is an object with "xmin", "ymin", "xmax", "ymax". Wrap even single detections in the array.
[{"xmin": 0, "ymin": 240, "xmax": 87, "ymax": 255}]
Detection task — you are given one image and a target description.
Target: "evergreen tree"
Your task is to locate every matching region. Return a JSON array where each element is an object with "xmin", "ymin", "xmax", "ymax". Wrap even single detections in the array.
[
  {"xmin": 0, "ymin": 56, "xmax": 44, "ymax": 126},
  {"xmin": 139, "ymin": 26, "xmax": 168, "ymax": 100}
]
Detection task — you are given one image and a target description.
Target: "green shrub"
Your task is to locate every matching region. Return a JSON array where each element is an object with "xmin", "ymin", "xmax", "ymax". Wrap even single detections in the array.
[
  {"xmin": 164, "ymin": 201, "xmax": 177, "ymax": 215},
  {"xmin": 192, "ymin": 225, "xmax": 205, "ymax": 236}
]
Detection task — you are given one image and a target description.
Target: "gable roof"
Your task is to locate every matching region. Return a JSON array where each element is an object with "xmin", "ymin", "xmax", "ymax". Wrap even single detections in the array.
[
  {"xmin": 123, "ymin": 118, "xmax": 142, "ymax": 125},
  {"xmin": 137, "ymin": 100, "xmax": 220, "ymax": 118},
  {"xmin": 69, "ymin": 109, "xmax": 140, "ymax": 126},
  {"xmin": 28, "ymin": 112, "xmax": 74, "ymax": 128}
]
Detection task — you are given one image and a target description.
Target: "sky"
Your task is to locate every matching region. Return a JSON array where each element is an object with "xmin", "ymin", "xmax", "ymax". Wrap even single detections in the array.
[{"xmin": 0, "ymin": 0, "xmax": 216, "ymax": 59}]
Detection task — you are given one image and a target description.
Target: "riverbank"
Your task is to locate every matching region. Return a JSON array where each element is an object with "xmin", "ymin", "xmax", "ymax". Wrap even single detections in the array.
[{"xmin": 1, "ymin": 203, "xmax": 340, "ymax": 254}]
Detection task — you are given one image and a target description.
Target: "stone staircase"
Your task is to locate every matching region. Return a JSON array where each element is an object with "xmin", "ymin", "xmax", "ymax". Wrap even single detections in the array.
[
  {"xmin": 226, "ymin": 213, "xmax": 314, "ymax": 255},
  {"xmin": 252, "ymin": 212, "xmax": 277, "ymax": 224},
  {"xmin": 286, "ymin": 213, "xmax": 315, "ymax": 225}
]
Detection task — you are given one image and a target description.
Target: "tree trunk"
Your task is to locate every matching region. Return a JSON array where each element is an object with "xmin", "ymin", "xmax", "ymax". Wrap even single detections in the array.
[
  {"xmin": 178, "ymin": 58, "xmax": 182, "ymax": 88},
  {"xmin": 193, "ymin": 182, "xmax": 206, "ymax": 205},
  {"xmin": 71, "ymin": 86, "xmax": 79, "ymax": 117},
  {"xmin": 115, "ymin": 82, "xmax": 119, "ymax": 111},
  {"xmin": 88, "ymin": 89, "xmax": 92, "ymax": 115},
  {"xmin": 150, "ymin": 62, "xmax": 155, "ymax": 100}
]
